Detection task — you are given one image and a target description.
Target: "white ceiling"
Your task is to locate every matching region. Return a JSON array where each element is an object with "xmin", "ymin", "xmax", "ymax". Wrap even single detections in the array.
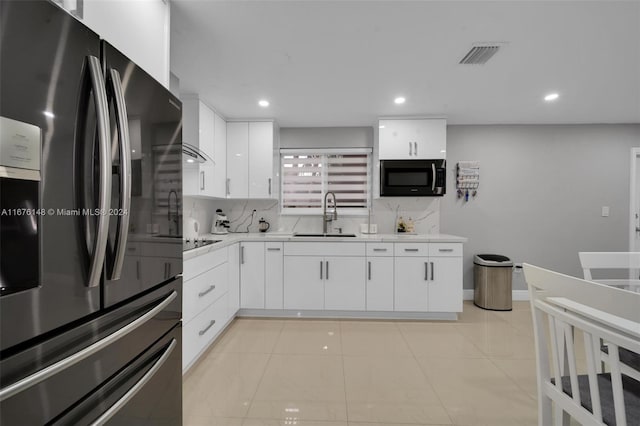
[{"xmin": 170, "ymin": 0, "xmax": 640, "ymax": 127}]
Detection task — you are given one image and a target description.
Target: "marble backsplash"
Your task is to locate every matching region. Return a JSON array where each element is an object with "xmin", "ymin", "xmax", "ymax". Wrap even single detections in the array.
[{"xmin": 184, "ymin": 196, "xmax": 440, "ymax": 236}]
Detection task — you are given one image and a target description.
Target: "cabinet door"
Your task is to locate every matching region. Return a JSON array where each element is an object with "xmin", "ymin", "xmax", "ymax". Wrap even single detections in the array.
[
  {"xmin": 284, "ymin": 256, "xmax": 324, "ymax": 310},
  {"xmin": 211, "ymin": 112, "xmax": 227, "ymax": 197},
  {"xmin": 324, "ymin": 257, "xmax": 365, "ymax": 311},
  {"xmin": 428, "ymin": 256, "xmax": 463, "ymax": 312},
  {"xmin": 226, "ymin": 122, "xmax": 249, "ymax": 198},
  {"xmin": 379, "ymin": 119, "xmax": 446, "ymax": 160},
  {"xmin": 394, "ymin": 257, "xmax": 429, "ymax": 311},
  {"xmin": 182, "ymin": 99, "xmax": 200, "ymax": 196},
  {"xmin": 198, "ymin": 102, "xmax": 216, "ymax": 197},
  {"xmin": 248, "ymin": 121, "xmax": 274, "ymax": 198},
  {"xmin": 265, "ymin": 243, "xmax": 283, "ymax": 309},
  {"xmin": 240, "ymin": 242, "xmax": 265, "ymax": 309},
  {"xmin": 366, "ymin": 257, "xmax": 394, "ymax": 311},
  {"xmin": 379, "ymin": 119, "xmax": 415, "ymax": 160},
  {"xmin": 414, "ymin": 119, "xmax": 446, "ymax": 159},
  {"xmin": 227, "ymin": 243, "xmax": 240, "ymax": 316}
]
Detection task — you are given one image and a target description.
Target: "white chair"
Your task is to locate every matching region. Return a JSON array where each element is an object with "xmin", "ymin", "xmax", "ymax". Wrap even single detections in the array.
[
  {"xmin": 579, "ymin": 252, "xmax": 640, "ymax": 291},
  {"xmin": 524, "ymin": 263, "xmax": 640, "ymax": 426}
]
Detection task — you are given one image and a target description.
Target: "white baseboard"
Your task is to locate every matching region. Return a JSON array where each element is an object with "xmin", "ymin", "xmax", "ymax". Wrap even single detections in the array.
[{"xmin": 463, "ymin": 289, "xmax": 529, "ymax": 301}]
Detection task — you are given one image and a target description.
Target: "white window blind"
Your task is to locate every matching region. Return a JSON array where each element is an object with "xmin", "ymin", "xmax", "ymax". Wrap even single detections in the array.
[{"xmin": 280, "ymin": 149, "xmax": 371, "ymax": 215}]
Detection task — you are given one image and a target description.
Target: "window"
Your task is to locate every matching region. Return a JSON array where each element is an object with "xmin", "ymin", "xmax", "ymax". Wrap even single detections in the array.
[{"xmin": 280, "ymin": 148, "xmax": 371, "ymax": 215}]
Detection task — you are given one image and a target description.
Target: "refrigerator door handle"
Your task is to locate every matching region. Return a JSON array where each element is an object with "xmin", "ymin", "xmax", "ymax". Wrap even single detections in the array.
[
  {"xmin": 87, "ymin": 56, "xmax": 112, "ymax": 288},
  {"xmin": 89, "ymin": 339, "xmax": 177, "ymax": 426},
  {"xmin": 0, "ymin": 290, "xmax": 177, "ymax": 402},
  {"xmin": 107, "ymin": 68, "xmax": 131, "ymax": 281}
]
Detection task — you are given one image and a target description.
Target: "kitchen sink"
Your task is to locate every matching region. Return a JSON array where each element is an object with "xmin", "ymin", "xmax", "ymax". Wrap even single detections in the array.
[{"xmin": 293, "ymin": 233, "xmax": 357, "ymax": 238}]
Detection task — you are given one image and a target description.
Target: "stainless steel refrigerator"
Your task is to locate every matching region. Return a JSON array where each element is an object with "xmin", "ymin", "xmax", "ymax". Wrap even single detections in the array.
[{"xmin": 0, "ymin": 1, "xmax": 183, "ymax": 424}]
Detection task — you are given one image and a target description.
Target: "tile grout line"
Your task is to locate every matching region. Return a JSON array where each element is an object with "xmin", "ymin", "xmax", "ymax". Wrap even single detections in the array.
[{"xmin": 395, "ymin": 320, "xmax": 456, "ymax": 426}]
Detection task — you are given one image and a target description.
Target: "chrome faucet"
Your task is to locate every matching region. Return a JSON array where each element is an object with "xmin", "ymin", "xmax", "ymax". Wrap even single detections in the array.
[
  {"xmin": 323, "ymin": 191, "xmax": 338, "ymax": 234},
  {"xmin": 168, "ymin": 189, "xmax": 179, "ymax": 235}
]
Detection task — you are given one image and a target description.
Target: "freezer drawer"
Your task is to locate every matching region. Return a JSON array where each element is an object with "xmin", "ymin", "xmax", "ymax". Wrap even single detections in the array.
[{"xmin": 0, "ymin": 279, "xmax": 182, "ymax": 425}]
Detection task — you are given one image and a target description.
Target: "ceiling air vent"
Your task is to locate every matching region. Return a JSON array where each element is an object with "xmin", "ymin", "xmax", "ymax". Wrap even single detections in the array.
[{"xmin": 459, "ymin": 44, "xmax": 501, "ymax": 65}]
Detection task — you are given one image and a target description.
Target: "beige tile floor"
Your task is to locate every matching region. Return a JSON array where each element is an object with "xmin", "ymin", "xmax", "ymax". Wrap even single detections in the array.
[{"xmin": 183, "ymin": 301, "xmax": 539, "ymax": 426}]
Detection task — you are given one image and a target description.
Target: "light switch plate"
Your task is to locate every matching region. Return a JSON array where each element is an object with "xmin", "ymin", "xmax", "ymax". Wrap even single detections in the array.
[{"xmin": 602, "ymin": 206, "xmax": 610, "ymax": 217}]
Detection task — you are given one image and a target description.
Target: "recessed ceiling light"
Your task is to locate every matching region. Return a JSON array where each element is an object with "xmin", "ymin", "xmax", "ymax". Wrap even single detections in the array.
[
  {"xmin": 394, "ymin": 97, "xmax": 406, "ymax": 104},
  {"xmin": 379, "ymin": 125, "xmax": 385, "ymax": 129},
  {"xmin": 43, "ymin": 111, "xmax": 54, "ymax": 118},
  {"xmin": 186, "ymin": 159, "xmax": 194, "ymax": 163},
  {"xmin": 544, "ymin": 93, "xmax": 559, "ymax": 102},
  {"xmin": 258, "ymin": 99, "xmax": 269, "ymax": 107}
]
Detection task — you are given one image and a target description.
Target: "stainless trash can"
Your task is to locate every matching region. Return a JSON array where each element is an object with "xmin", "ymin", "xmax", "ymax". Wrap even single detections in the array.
[{"xmin": 474, "ymin": 254, "xmax": 513, "ymax": 311}]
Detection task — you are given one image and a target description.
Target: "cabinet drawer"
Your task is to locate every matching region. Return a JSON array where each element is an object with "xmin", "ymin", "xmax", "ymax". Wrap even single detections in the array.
[
  {"xmin": 183, "ymin": 262, "xmax": 228, "ymax": 323},
  {"xmin": 366, "ymin": 243, "xmax": 394, "ymax": 257},
  {"xmin": 429, "ymin": 243, "xmax": 462, "ymax": 257},
  {"xmin": 284, "ymin": 242, "xmax": 365, "ymax": 257},
  {"xmin": 183, "ymin": 294, "xmax": 227, "ymax": 370},
  {"xmin": 394, "ymin": 243, "xmax": 428, "ymax": 257},
  {"xmin": 183, "ymin": 246, "xmax": 228, "ymax": 281}
]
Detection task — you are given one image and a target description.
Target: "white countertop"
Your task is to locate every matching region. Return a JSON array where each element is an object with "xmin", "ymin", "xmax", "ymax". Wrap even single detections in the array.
[{"xmin": 183, "ymin": 232, "xmax": 467, "ymax": 260}]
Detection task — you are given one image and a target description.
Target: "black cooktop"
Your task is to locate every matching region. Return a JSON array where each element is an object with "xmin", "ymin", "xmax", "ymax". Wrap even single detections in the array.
[{"xmin": 183, "ymin": 239, "xmax": 221, "ymax": 252}]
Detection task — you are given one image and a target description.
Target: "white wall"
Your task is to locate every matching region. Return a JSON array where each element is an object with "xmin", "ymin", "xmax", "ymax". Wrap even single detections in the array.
[
  {"xmin": 82, "ymin": 0, "xmax": 170, "ymax": 87},
  {"xmin": 441, "ymin": 124, "xmax": 640, "ymax": 290}
]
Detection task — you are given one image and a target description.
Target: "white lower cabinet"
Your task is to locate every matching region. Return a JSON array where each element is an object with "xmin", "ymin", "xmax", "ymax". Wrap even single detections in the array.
[
  {"xmin": 265, "ymin": 243, "xmax": 284, "ymax": 309},
  {"xmin": 324, "ymin": 257, "xmax": 365, "ymax": 310},
  {"xmin": 284, "ymin": 256, "xmax": 325, "ymax": 310},
  {"xmin": 394, "ymin": 243, "xmax": 463, "ymax": 312},
  {"xmin": 183, "ymin": 246, "xmax": 234, "ymax": 372},
  {"xmin": 240, "ymin": 242, "xmax": 265, "ymax": 309},
  {"xmin": 428, "ymin": 256, "xmax": 463, "ymax": 312},
  {"xmin": 183, "ymin": 295, "xmax": 226, "ymax": 370},
  {"xmin": 394, "ymin": 257, "xmax": 430, "ymax": 311},
  {"xmin": 366, "ymin": 257, "xmax": 394, "ymax": 311}
]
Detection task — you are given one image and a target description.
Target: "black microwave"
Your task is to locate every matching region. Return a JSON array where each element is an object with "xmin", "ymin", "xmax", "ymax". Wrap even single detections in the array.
[{"xmin": 380, "ymin": 159, "xmax": 446, "ymax": 196}]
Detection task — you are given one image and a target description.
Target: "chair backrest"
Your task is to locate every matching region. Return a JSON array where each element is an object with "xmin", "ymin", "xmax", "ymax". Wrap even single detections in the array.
[
  {"xmin": 579, "ymin": 252, "xmax": 640, "ymax": 285},
  {"xmin": 524, "ymin": 264, "xmax": 640, "ymax": 426}
]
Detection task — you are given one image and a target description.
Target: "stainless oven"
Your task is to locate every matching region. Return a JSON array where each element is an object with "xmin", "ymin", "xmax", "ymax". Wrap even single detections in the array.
[{"xmin": 380, "ymin": 159, "xmax": 446, "ymax": 196}]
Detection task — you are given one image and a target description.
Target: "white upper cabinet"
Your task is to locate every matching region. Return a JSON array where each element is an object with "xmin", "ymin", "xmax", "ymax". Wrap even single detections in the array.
[
  {"xmin": 182, "ymin": 99, "xmax": 226, "ymax": 198},
  {"xmin": 226, "ymin": 121, "xmax": 275, "ymax": 199},
  {"xmin": 378, "ymin": 119, "xmax": 446, "ymax": 159},
  {"xmin": 82, "ymin": 0, "xmax": 170, "ymax": 87},
  {"xmin": 249, "ymin": 122, "xmax": 275, "ymax": 198},
  {"xmin": 226, "ymin": 122, "xmax": 250, "ymax": 198}
]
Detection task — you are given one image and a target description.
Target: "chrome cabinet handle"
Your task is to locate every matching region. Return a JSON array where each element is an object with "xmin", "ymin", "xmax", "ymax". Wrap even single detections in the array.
[
  {"xmin": 368, "ymin": 261, "xmax": 371, "ymax": 280},
  {"xmin": 90, "ymin": 339, "xmax": 177, "ymax": 426},
  {"xmin": 226, "ymin": 178, "xmax": 230, "ymax": 196},
  {"xmin": 439, "ymin": 248, "xmax": 454, "ymax": 252},
  {"xmin": 404, "ymin": 248, "xmax": 419, "ymax": 252},
  {"xmin": 424, "ymin": 262, "xmax": 429, "ymax": 281},
  {"xmin": 320, "ymin": 261, "xmax": 323, "ymax": 280},
  {"xmin": 267, "ymin": 247, "xmax": 281, "ymax": 251},
  {"xmin": 107, "ymin": 68, "xmax": 131, "ymax": 281},
  {"xmin": 430, "ymin": 262, "xmax": 434, "ymax": 281},
  {"xmin": 199, "ymin": 285, "xmax": 215, "ymax": 298},
  {"xmin": 199, "ymin": 320, "xmax": 216, "ymax": 336},
  {"xmin": 268, "ymin": 178, "xmax": 272, "ymax": 195},
  {"xmin": 240, "ymin": 246, "xmax": 245, "ymax": 264},
  {"xmin": 414, "ymin": 141, "xmax": 418, "ymax": 156},
  {"xmin": 200, "ymin": 171, "xmax": 205, "ymax": 190},
  {"xmin": 326, "ymin": 261, "xmax": 329, "ymax": 280},
  {"xmin": 409, "ymin": 141, "xmax": 413, "ymax": 156},
  {"xmin": 0, "ymin": 291, "xmax": 177, "ymax": 402},
  {"xmin": 373, "ymin": 248, "xmax": 387, "ymax": 252},
  {"xmin": 136, "ymin": 260, "xmax": 140, "ymax": 280},
  {"xmin": 87, "ymin": 56, "xmax": 112, "ymax": 289}
]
